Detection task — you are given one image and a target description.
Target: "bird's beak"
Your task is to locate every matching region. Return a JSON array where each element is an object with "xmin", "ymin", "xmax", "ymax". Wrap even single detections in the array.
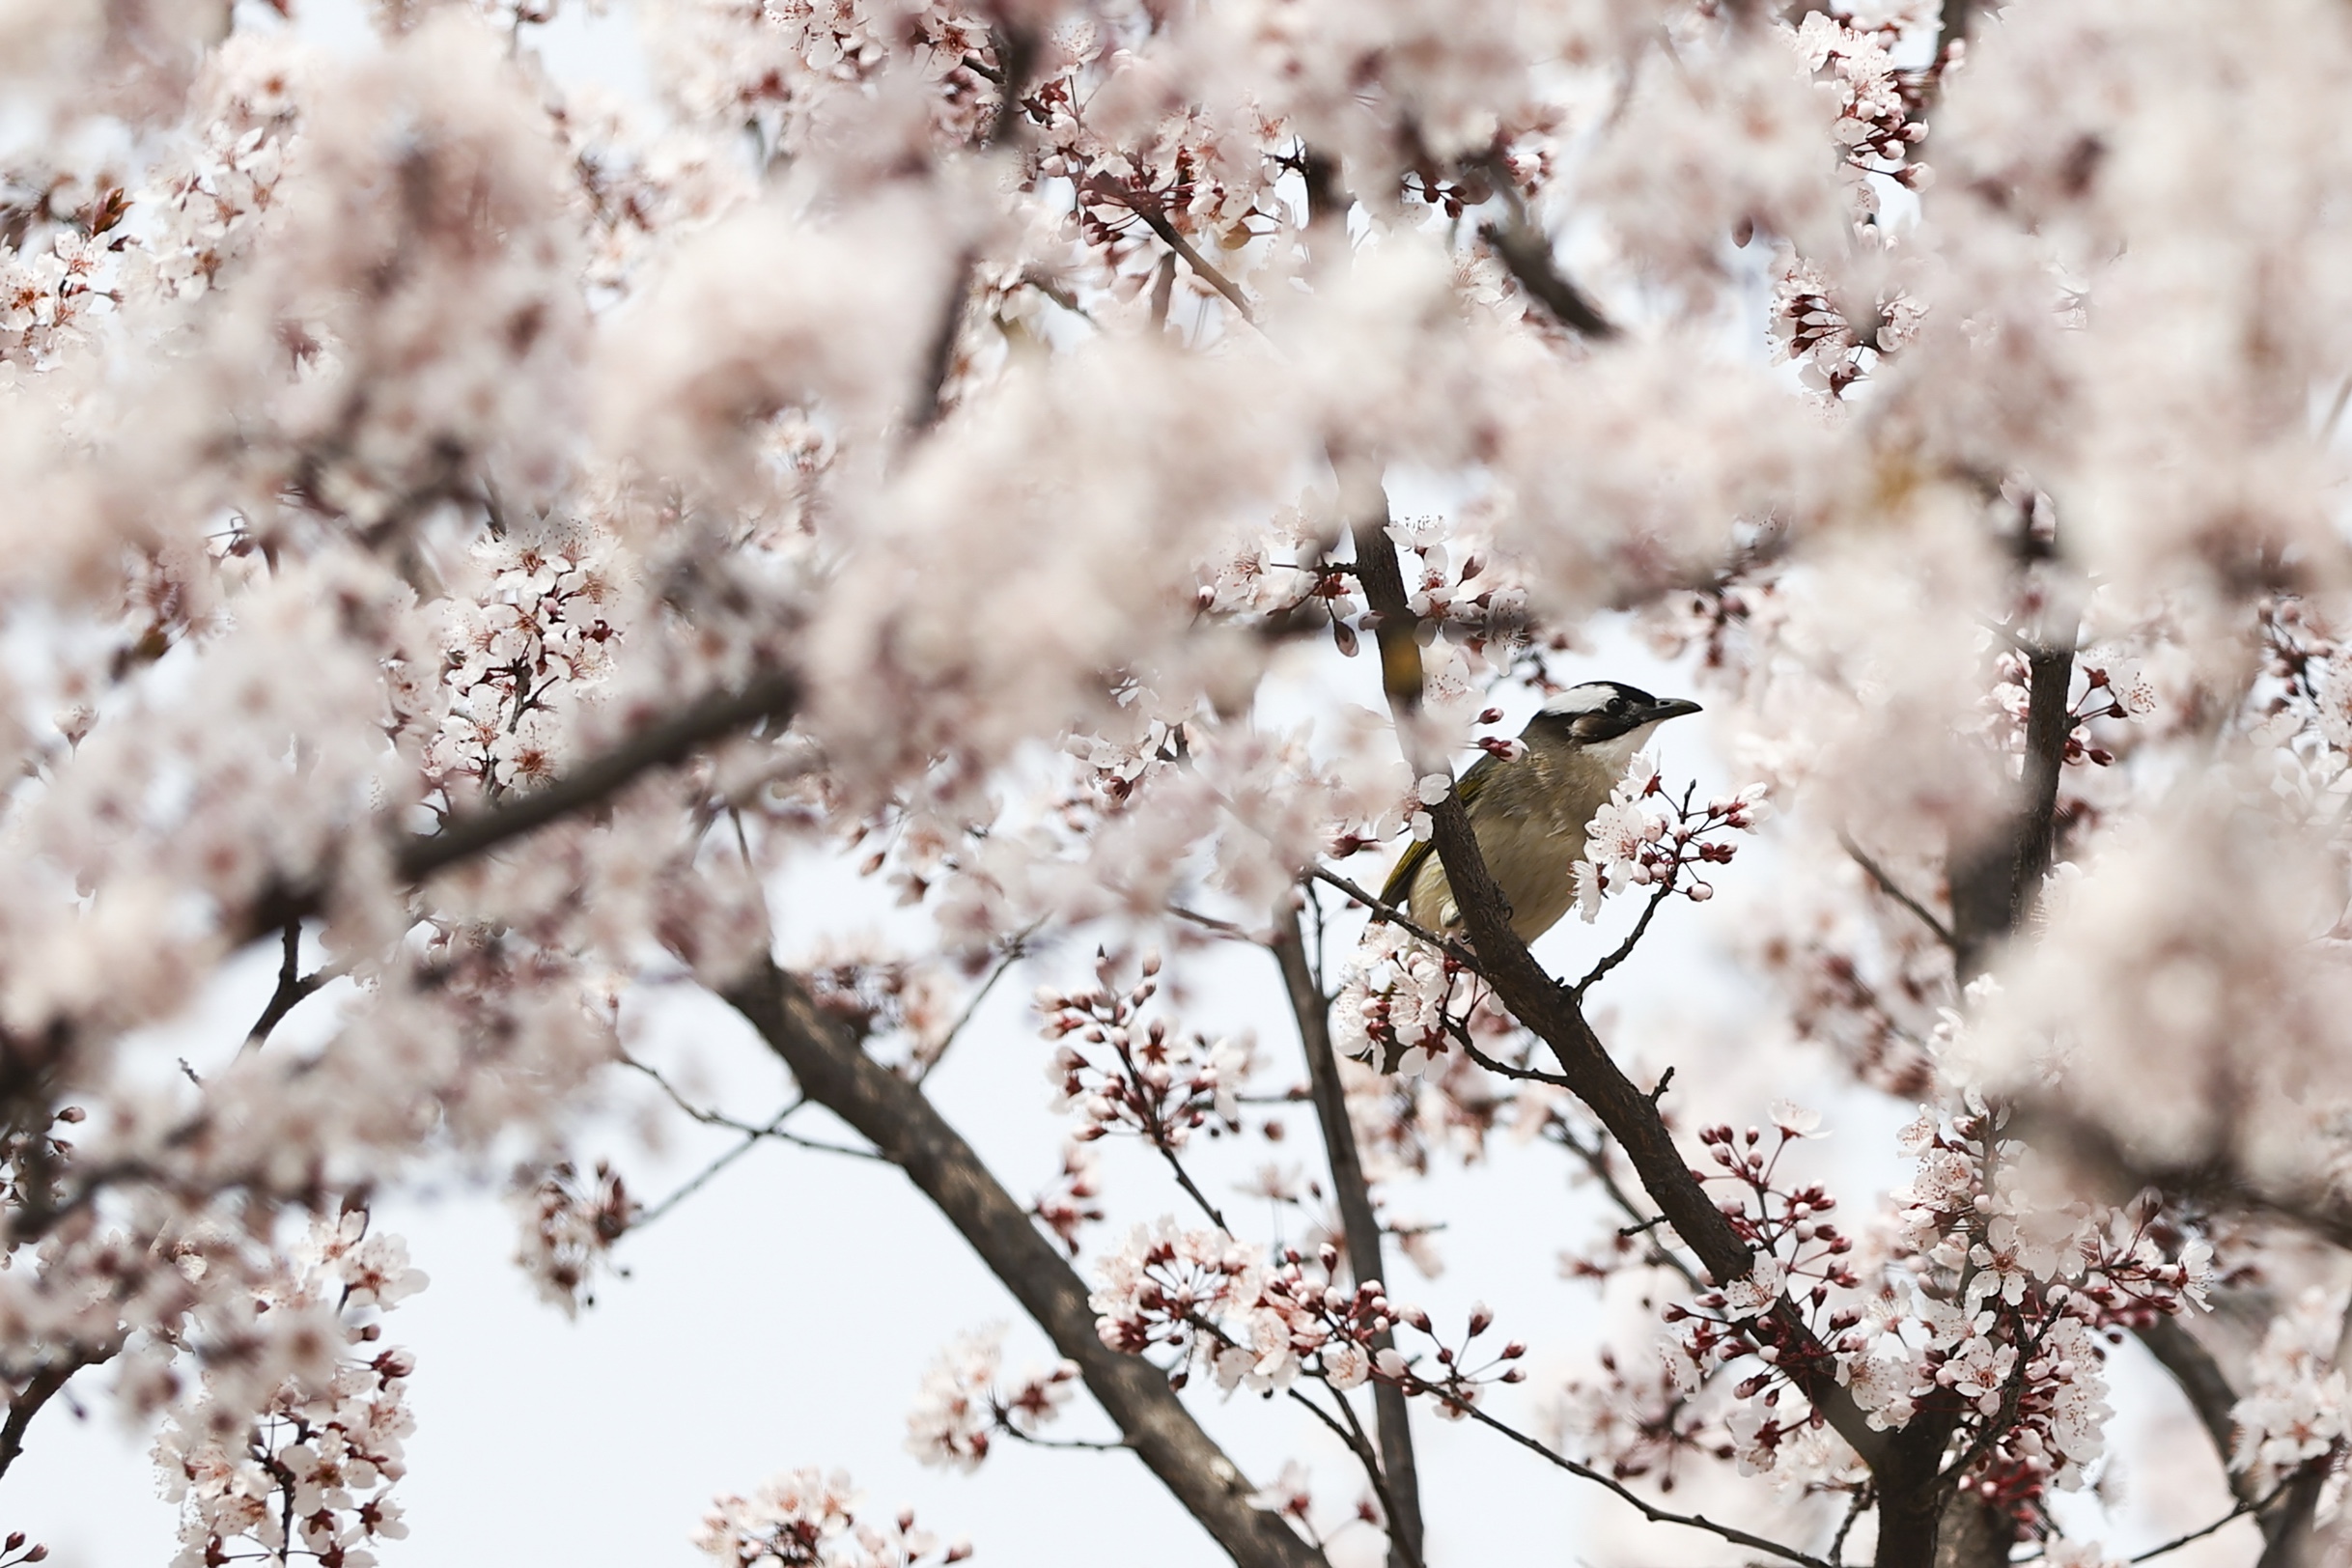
[{"xmin": 1647, "ymin": 697, "xmax": 1703, "ymax": 722}]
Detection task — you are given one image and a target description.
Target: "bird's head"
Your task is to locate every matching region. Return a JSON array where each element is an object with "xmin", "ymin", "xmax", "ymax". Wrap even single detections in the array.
[{"xmin": 1526, "ymin": 681, "xmax": 1703, "ymax": 766}]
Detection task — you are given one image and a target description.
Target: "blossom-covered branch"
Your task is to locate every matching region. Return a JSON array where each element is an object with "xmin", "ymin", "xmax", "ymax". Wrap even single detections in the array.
[{"xmin": 722, "ymin": 957, "xmax": 1325, "ymax": 1568}]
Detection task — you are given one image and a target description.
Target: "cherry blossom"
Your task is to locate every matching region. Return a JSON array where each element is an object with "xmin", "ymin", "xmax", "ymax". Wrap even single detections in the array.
[{"xmin": 3, "ymin": 1, "xmax": 2351, "ymax": 1566}]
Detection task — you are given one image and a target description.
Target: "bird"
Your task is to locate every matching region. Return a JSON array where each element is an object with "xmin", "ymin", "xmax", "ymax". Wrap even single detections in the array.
[{"xmin": 1380, "ymin": 681, "xmax": 1703, "ymax": 944}]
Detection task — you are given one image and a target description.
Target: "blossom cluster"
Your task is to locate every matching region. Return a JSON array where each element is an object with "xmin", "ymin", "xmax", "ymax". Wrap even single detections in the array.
[
  {"xmin": 1792, "ymin": 12, "xmax": 1935, "ymax": 186},
  {"xmin": 412, "ymin": 529, "xmax": 627, "ymax": 805},
  {"xmin": 511, "ymin": 1159, "xmax": 636, "ymax": 1316},
  {"xmin": 1039, "ymin": 952, "xmax": 1250, "ymax": 1152},
  {"xmin": 1574, "ymin": 755, "xmax": 1771, "ymax": 920},
  {"xmin": 153, "ymin": 1215, "xmax": 425, "ymax": 1568},
  {"xmin": 126, "ymin": 33, "xmax": 307, "ymax": 306},
  {"xmin": 1330, "ymin": 919, "xmax": 1469, "ymax": 1078},
  {"xmin": 695, "ymin": 1468, "xmax": 969, "ymax": 1568},
  {"xmin": 1089, "ymin": 1222, "xmax": 1523, "ymax": 1413},
  {"xmin": 1655, "ymin": 1101, "xmax": 2212, "ymax": 1539},
  {"xmin": 904, "ymin": 1328, "xmax": 1080, "ymax": 1471},
  {"xmin": 2229, "ymin": 1288, "xmax": 2352, "ymax": 1498}
]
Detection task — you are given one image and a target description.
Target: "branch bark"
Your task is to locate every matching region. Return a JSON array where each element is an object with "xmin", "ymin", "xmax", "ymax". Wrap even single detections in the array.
[
  {"xmin": 1095, "ymin": 180, "xmax": 1258, "ymax": 327},
  {"xmin": 1272, "ymin": 903, "xmax": 1423, "ymax": 1568},
  {"xmin": 0, "ymin": 1357, "xmax": 94, "ymax": 1480},
  {"xmin": 1948, "ymin": 634, "xmax": 2075, "ymax": 981},
  {"xmin": 2126, "ymin": 1321, "xmax": 2332, "ymax": 1564},
  {"xmin": 2135, "ymin": 1317, "xmax": 2248, "ymax": 1501},
  {"xmin": 1476, "ymin": 218, "xmax": 1615, "ymax": 341},
  {"xmin": 1938, "ymin": 629, "xmax": 2077, "ymax": 1568},
  {"xmin": 720, "ymin": 957, "xmax": 1327, "ymax": 1568}
]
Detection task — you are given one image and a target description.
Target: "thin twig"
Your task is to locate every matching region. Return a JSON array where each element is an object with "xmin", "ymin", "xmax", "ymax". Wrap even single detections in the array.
[
  {"xmin": 632, "ymin": 1120, "xmax": 780, "ymax": 1228},
  {"xmin": 1157, "ymin": 1144, "xmax": 1231, "ymax": 1234},
  {"xmin": 1837, "ymin": 830, "xmax": 1956, "ymax": 950},
  {"xmin": 1572, "ymin": 877, "xmax": 1677, "ymax": 1000},
  {"xmin": 1305, "ymin": 868, "xmax": 1478, "ymax": 966},
  {"xmin": 1446, "ymin": 1022, "xmax": 1575, "ymax": 1090},
  {"xmin": 1170, "ymin": 903, "xmax": 1256, "ymax": 940},
  {"xmin": 1829, "ymin": 1485, "xmax": 1873, "ymax": 1568},
  {"xmin": 1436, "ymin": 1392, "xmax": 1829, "ymax": 1568},
  {"xmin": 625, "ymin": 1057, "xmax": 889, "ymax": 1225},
  {"xmin": 1282, "ymin": 1386, "xmax": 1424, "ymax": 1568},
  {"xmin": 1552, "ymin": 1122, "xmax": 1703, "ymax": 1291},
  {"xmin": 996, "ymin": 1424, "xmax": 1130, "ymax": 1454},
  {"xmin": 2127, "ymin": 1487, "xmax": 2283, "ymax": 1565},
  {"xmin": 913, "ymin": 931, "xmax": 1034, "ymax": 1087},
  {"xmin": 2011, "ymin": 1478, "xmax": 2289, "ymax": 1566}
]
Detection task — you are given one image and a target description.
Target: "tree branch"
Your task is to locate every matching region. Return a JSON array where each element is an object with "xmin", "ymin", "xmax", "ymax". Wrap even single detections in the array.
[
  {"xmin": 1476, "ymin": 219, "xmax": 1616, "ymax": 341},
  {"xmin": 1303, "ymin": 869, "xmax": 1475, "ymax": 965},
  {"xmin": 1949, "ymin": 634, "xmax": 2075, "ymax": 981},
  {"xmin": 1837, "ymin": 830, "xmax": 1956, "ymax": 951},
  {"xmin": 1434, "ymin": 1391, "xmax": 1830, "ymax": 1568},
  {"xmin": 1571, "ymin": 877, "xmax": 1677, "ymax": 1001},
  {"xmin": 2253, "ymin": 1299, "xmax": 2352, "ymax": 1568},
  {"xmin": 2135, "ymin": 1485, "xmax": 2284, "ymax": 1564},
  {"xmin": 1465, "ymin": 154, "xmax": 1614, "ymax": 341},
  {"xmin": 0, "ymin": 1357, "xmax": 93, "ymax": 1480},
  {"xmin": 906, "ymin": 251, "xmax": 975, "ymax": 438},
  {"xmin": 1095, "ymin": 180, "xmax": 1258, "ymax": 327},
  {"xmin": 1273, "ymin": 901, "xmax": 1424, "ymax": 1568},
  {"xmin": 245, "ymin": 920, "xmax": 334, "ymax": 1046},
  {"xmin": 2134, "ymin": 1316, "xmax": 2253, "ymax": 1505},
  {"xmin": 719, "ymin": 957, "xmax": 1327, "ymax": 1568},
  {"xmin": 1338, "ymin": 483, "xmax": 1896, "ymax": 1502},
  {"xmin": 1281, "ymin": 1385, "xmax": 1422, "ymax": 1568},
  {"xmin": 397, "ymin": 667, "xmax": 801, "ymax": 885}
]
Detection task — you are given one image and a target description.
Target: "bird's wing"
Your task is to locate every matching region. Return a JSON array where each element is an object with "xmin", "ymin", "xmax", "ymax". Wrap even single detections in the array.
[
  {"xmin": 1374, "ymin": 752, "xmax": 1501, "ymax": 916},
  {"xmin": 1379, "ymin": 835, "xmax": 1434, "ymax": 913}
]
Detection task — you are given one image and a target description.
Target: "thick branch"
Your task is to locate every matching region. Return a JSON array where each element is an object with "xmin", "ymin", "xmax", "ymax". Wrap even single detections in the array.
[
  {"xmin": 720, "ymin": 958, "xmax": 1326, "ymax": 1568},
  {"xmin": 0, "ymin": 1359, "xmax": 87, "ymax": 1480},
  {"xmin": 1272, "ymin": 902, "xmax": 1423, "ymax": 1568},
  {"xmin": 1949, "ymin": 636, "xmax": 2075, "ymax": 980},
  {"xmin": 2136, "ymin": 1317, "xmax": 2251, "ymax": 1503},
  {"xmin": 1477, "ymin": 219, "xmax": 1616, "ymax": 341},
  {"xmin": 906, "ymin": 253, "xmax": 975, "ymax": 437},
  {"xmin": 1341, "ymin": 492, "xmax": 1892, "ymax": 1490}
]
